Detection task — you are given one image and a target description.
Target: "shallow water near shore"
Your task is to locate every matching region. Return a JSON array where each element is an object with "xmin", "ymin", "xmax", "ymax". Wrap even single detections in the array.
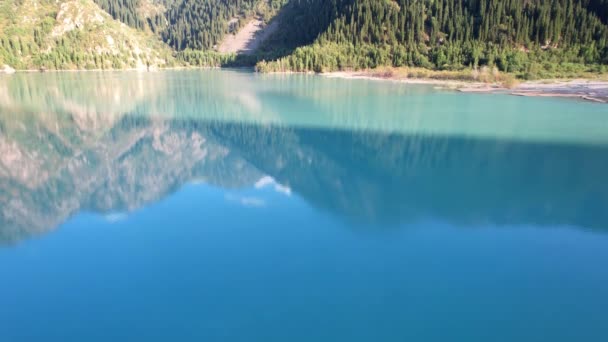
[{"xmin": 1, "ymin": 70, "xmax": 608, "ymax": 341}]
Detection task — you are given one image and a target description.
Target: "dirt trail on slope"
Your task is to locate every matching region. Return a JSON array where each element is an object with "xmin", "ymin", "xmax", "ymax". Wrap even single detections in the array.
[{"xmin": 218, "ymin": 17, "xmax": 278, "ymax": 55}]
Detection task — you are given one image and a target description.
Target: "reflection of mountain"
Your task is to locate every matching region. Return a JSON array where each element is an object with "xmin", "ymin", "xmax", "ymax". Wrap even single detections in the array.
[
  {"xmin": 3, "ymin": 70, "xmax": 608, "ymax": 145},
  {"xmin": 1, "ymin": 70, "xmax": 608, "ymax": 244},
  {"xmin": 2, "ymin": 105, "xmax": 608, "ymax": 244},
  {"xmin": 210, "ymin": 123, "xmax": 608, "ymax": 230},
  {"xmin": 0, "ymin": 112, "xmax": 264, "ymax": 245}
]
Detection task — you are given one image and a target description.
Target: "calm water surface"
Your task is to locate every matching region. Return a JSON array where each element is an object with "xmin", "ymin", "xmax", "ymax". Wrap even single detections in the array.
[{"xmin": 1, "ymin": 70, "xmax": 608, "ymax": 341}]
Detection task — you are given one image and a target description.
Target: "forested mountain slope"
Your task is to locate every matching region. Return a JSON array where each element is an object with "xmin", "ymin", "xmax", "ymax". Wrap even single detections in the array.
[
  {"xmin": 0, "ymin": 0, "xmax": 174, "ymax": 70},
  {"xmin": 584, "ymin": 0, "xmax": 608, "ymax": 23},
  {"xmin": 1, "ymin": 0, "xmax": 607, "ymax": 74},
  {"xmin": 92, "ymin": 0, "xmax": 149, "ymax": 29},
  {"xmin": 163, "ymin": 0, "xmax": 286, "ymax": 51},
  {"xmin": 257, "ymin": 0, "xmax": 608, "ymax": 76}
]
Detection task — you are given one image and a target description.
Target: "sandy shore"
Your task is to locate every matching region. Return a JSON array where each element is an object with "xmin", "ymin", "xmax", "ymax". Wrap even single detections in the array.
[{"xmin": 323, "ymin": 71, "xmax": 608, "ymax": 103}]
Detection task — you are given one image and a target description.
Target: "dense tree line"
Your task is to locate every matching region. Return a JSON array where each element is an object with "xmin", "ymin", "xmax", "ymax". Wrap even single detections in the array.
[
  {"xmin": 258, "ymin": 0, "xmax": 608, "ymax": 75},
  {"xmin": 0, "ymin": 30, "xmax": 172, "ymax": 70},
  {"xmin": 90, "ymin": 0, "xmax": 608, "ymax": 74},
  {"xmin": 161, "ymin": 0, "xmax": 258, "ymax": 50},
  {"xmin": 94, "ymin": 0, "xmax": 608, "ymax": 62},
  {"xmin": 582, "ymin": 0, "xmax": 608, "ymax": 23},
  {"xmin": 175, "ymin": 49, "xmax": 237, "ymax": 66},
  {"xmin": 93, "ymin": 0, "xmax": 146, "ymax": 29},
  {"xmin": 259, "ymin": 0, "xmax": 339, "ymax": 49},
  {"xmin": 8, "ymin": 0, "xmax": 607, "ymax": 73},
  {"xmin": 89, "ymin": 0, "xmax": 287, "ymax": 51}
]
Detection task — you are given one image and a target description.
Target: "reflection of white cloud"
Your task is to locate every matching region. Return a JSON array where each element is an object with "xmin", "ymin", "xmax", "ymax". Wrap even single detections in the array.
[
  {"xmin": 255, "ymin": 176, "xmax": 275, "ymax": 188},
  {"xmin": 240, "ymin": 197, "xmax": 266, "ymax": 207},
  {"xmin": 189, "ymin": 178, "xmax": 207, "ymax": 185},
  {"xmin": 225, "ymin": 194, "xmax": 266, "ymax": 207},
  {"xmin": 273, "ymin": 184, "xmax": 292, "ymax": 196},
  {"xmin": 254, "ymin": 176, "xmax": 292, "ymax": 196},
  {"xmin": 105, "ymin": 213, "xmax": 128, "ymax": 223}
]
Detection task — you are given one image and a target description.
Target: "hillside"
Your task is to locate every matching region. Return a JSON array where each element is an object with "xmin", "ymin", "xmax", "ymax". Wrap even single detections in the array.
[
  {"xmin": 256, "ymin": 0, "xmax": 608, "ymax": 78},
  {"xmin": 161, "ymin": 0, "xmax": 285, "ymax": 50},
  {"xmin": 1, "ymin": 0, "xmax": 607, "ymax": 76},
  {"xmin": 218, "ymin": 17, "xmax": 278, "ymax": 54},
  {"xmin": 0, "ymin": 0, "xmax": 174, "ymax": 70}
]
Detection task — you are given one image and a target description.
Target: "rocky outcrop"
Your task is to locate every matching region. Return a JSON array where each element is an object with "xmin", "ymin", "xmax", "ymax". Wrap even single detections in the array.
[{"xmin": 52, "ymin": 0, "xmax": 105, "ymax": 37}]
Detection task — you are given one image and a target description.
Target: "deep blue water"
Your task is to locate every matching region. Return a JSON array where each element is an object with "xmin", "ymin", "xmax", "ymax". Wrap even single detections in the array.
[{"xmin": 1, "ymin": 70, "xmax": 607, "ymax": 341}]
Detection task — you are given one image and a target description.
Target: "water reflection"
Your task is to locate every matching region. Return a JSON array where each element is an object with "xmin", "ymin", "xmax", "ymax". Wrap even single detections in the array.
[{"xmin": 1, "ymin": 71, "xmax": 607, "ymax": 244}]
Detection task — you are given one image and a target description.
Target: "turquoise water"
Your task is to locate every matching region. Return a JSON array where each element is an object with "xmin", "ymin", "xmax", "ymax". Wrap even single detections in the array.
[{"xmin": 1, "ymin": 70, "xmax": 608, "ymax": 341}]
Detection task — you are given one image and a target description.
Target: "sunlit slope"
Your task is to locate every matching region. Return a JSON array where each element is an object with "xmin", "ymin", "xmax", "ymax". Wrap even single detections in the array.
[{"xmin": 0, "ymin": 0, "xmax": 174, "ymax": 70}]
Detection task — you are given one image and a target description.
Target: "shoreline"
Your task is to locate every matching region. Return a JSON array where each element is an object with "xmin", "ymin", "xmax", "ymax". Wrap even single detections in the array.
[
  {"xmin": 3, "ymin": 66, "xmax": 607, "ymax": 103},
  {"xmin": 1, "ymin": 65, "xmax": 220, "ymax": 73},
  {"xmin": 321, "ymin": 71, "xmax": 608, "ymax": 103}
]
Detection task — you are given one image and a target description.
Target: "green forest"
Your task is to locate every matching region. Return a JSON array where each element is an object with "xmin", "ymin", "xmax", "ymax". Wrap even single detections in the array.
[
  {"xmin": 255, "ymin": 0, "xmax": 608, "ymax": 78},
  {"xmin": 163, "ymin": 0, "xmax": 258, "ymax": 50},
  {"xmin": 93, "ymin": 0, "xmax": 147, "ymax": 29},
  {"xmin": 1, "ymin": 0, "xmax": 608, "ymax": 78}
]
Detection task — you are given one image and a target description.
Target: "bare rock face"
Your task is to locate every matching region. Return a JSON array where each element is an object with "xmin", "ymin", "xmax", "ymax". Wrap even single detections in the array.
[
  {"xmin": 51, "ymin": 0, "xmax": 105, "ymax": 37},
  {"xmin": 218, "ymin": 17, "xmax": 279, "ymax": 55}
]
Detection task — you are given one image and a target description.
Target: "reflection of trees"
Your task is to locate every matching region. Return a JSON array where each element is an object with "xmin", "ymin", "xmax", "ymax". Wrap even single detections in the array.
[
  {"xmin": 3, "ymin": 70, "xmax": 607, "ymax": 145},
  {"xmin": 1, "ymin": 70, "xmax": 608, "ymax": 245},
  {"xmin": 3, "ymin": 108, "xmax": 608, "ymax": 245},
  {"xmin": 208, "ymin": 122, "xmax": 608, "ymax": 231},
  {"xmin": 0, "ymin": 72, "xmax": 163, "ymax": 129}
]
